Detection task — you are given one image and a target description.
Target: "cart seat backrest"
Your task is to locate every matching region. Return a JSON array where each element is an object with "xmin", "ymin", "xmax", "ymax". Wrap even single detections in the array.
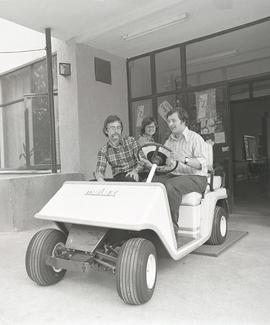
[{"xmin": 204, "ymin": 141, "xmax": 214, "ymax": 172}]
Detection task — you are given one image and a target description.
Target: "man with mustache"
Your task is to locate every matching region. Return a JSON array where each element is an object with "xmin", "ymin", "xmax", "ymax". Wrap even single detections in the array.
[{"xmin": 95, "ymin": 115, "xmax": 145, "ymax": 182}]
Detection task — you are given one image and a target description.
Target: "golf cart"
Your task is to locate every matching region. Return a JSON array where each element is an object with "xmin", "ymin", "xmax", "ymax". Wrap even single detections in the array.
[{"xmin": 25, "ymin": 142, "xmax": 229, "ymax": 305}]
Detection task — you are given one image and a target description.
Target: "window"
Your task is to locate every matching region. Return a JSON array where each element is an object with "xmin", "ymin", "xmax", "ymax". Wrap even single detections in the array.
[
  {"xmin": 157, "ymin": 94, "xmax": 184, "ymax": 143},
  {"xmin": 230, "ymin": 84, "xmax": 250, "ymax": 101},
  {"xmin": 0, "ymin": 56, "xmax": 59, "ymax": 172},
  {"xmin": 129, "ymin": 57, "xmax": 151, "ymax": 98},
  {"xmin": 186, "ymin": 21, "xmax": 270, "ymax": 86},
  {"xmin": 155, "ymin": 48, "xmax": 181, "ymax": 93},
  {"xmin": 130, "ymin": 99, "xmax": 153, "ymax": 138},
  {"xmin": 253, "ymin": 79, "xmax": 270, "ymax": 98}
]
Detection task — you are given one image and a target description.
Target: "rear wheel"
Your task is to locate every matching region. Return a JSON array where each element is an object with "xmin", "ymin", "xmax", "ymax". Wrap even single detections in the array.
[
  {"xmin": 116, "ymin": 237, "xmax": 157, "ymax": 305},
  {"xmin": 207, "ymin": 206, "xmax": 228, "ymax": 245},
  {"xmin": 25, "ymin": 229, "xmax": 67, "ymax": 286}
]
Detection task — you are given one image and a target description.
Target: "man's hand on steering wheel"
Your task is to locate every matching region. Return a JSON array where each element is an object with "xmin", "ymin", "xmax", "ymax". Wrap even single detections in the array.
[
  {"xmin": 137, "ymin": 142, "xmax": 178, "ymax": 174},
  {"xmin": 139, "ymin": 157, "xmax": 153, "ymax": 169},
  {"xmin": 169, "ymin": 151, "xmax": 186, "ymax": 164}
]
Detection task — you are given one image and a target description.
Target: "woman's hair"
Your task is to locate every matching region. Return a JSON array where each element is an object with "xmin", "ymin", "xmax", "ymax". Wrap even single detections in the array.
[
  {"xmin": 140, "ymin": 116, "xmax": 158, "ymax": 136},
  {"xmin": 103, "ymin": 115, "xmax": 123, "ymax": 137},
  {"xmin": 166, "ymin": 108, "xmax": 189, "ymax": 124}
]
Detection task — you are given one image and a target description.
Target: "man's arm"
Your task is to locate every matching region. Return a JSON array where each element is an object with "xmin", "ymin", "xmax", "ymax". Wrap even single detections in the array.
[
  {"xmin": 95, "ymin": 149, "xmax": 107, "ymax": 181},
  {"xmin": 125, "ymin": 137, "xmax": 146, "ymax": 181},
  {"xmin": 184, "ymin": 157, "xmax": 202, "ymax": 169},
  {"xmin": 169, "ymin": 153, "xmax": 203, "ymax": 169},
  {"xmin": 131, "ymin": 137, "xmax": 146, "ymax": 173},
  {"xmin": 168, "ymin": 134, "xmax": 207, "ymax": 171},
  {"xmin": 192, "ymin": 135, "xmax": 207, "ymax": 172}
]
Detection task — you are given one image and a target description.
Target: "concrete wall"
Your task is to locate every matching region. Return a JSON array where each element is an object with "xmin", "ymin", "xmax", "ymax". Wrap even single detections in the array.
[
  {"xmin": 57, "ymin": 41, "xmax": 128, "ymax": 180},
  {"xmin": 0, "ymin": 173, "xmax": 83, "ymax": 232},
  {"xmin": 0, "ymin": 41, "xmax": 128, "ymax": 232}
]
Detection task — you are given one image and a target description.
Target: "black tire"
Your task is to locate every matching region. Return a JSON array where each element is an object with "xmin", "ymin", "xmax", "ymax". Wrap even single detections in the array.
[
  {"xmin": 207, "ymin": 206, "xmax": 228, "ymax": 245},
  {"xmin": 116, "ymin": 238, "xmax": 157, "ymax": 305},
  {"xmin": 25, "ymin": 229, "xmax": 67, "ymax": 286}
]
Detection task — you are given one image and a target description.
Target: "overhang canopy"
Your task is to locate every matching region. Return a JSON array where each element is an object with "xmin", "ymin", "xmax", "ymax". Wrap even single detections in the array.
[{"xmin": 0, "ymin": 0, "xmax": 270, "ymax": 58}]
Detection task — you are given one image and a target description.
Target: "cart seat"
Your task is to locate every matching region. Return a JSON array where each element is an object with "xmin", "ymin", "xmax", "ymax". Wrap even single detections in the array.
[
  {"xmin": 181, "ymin": 175, "xmax": 222, "ymax": 206},
  {"xmin": 177, "ymin": 142, "xmax": 225, "ymax": 237},
  {"xmin": 178, "ymin": 174, "xmax": 223, "ymax": 237},
  {"xmin": 180, "ymin": 142, "xmax": 224, "ymax": 207}
]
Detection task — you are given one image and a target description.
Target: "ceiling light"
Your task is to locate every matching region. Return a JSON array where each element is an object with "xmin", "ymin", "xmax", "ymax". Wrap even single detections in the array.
[
  {"xmin": 121, "ymin": 13, "xmax": 188, "ymax": 41},
  {"xmin": 188, "ymin": 50, "xmax": 238, "ymax": 65}
]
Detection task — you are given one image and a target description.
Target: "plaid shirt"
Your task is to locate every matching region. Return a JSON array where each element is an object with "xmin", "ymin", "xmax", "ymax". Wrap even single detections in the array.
[{"xmin": 96, "ymin": 136, "xmax": 144, "ymax": 177}]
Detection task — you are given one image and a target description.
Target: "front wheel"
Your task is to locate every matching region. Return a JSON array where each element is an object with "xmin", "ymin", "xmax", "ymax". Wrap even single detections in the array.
[
  {"xmin": 25, "ymin": 228, "xmax": 67, "ymax": 286},
  {"xmin": 116, "ymin": 238, "xmax": 157, "ymax": 305},
  {"xmin": 207, "ymin": 206, "xmax": 228, "ymax": 245}
]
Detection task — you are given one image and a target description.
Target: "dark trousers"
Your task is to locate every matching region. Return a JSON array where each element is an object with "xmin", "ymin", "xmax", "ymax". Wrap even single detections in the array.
[
  {"xmin": 113, "ymin": 172, "xmax": 136, "ymax": 182},
  {"xmin": 152, "ymin": 174, "xmax": 207, "ymax": 226},
  {"xmin": 91, "ymin": 172, "xmax": 146, "ymax": 182}
]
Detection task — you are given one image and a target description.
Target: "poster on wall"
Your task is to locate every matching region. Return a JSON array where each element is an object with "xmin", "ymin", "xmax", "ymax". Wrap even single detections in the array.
[
  {"xmin": 200, "ymin": 117, "xmax": 216, "ymax": 135},
  {"xmin": 136, "ymin": 105, "xmax": 145, "ymax": 127},
  {"xmin": 214, "ymin": 132, "xmax": 226, "ymax": 144},
  {"xmin": 158, "ymin": 100, "xmax": 173, "ymax": 122},
  {"xmin": 195, "ymin": 88, "xmax": 226, "ymax": 144},
  {"xmin": 195, "ymin": 88, "xmax": 217, "ymax": 120},
  {"xmin": 196, "ymin": 93, "xmax": 208, "ymax": 119}
]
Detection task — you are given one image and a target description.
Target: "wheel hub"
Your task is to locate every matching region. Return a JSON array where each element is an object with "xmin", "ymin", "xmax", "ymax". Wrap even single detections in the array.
[
  {"xmin": 51, "ymin": 242, "xmax": 65, "ymax": 272},
  {"xmin": 220, "ymin": 215, "xmax": 227, "ymax": 237},
  {"xmin": 146, "ymin": 254, "xmax": 156, "ymax": 289}
]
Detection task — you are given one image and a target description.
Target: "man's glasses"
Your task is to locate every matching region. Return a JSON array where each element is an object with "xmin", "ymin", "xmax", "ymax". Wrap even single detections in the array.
[{"xmin": 107, "ymin": 126, "xmax": 122, "ymax": 131}]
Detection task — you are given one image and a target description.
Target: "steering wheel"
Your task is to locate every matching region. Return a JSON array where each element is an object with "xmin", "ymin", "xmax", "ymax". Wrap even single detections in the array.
[{"xmin": 137, "ymin": 142, "xmax": 178, "ymax": 174}]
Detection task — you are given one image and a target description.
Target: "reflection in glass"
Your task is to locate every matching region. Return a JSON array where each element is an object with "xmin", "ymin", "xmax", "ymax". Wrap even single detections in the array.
[
  {"xmin": 0, "ymin": 102, "xmax": 26, "ymax": 169},
  {"xmin": 157, "ymin": 94, "xmax": 183, "ymax": 143},
  {"xmin": 230, "ymin": 84, "xmax": 250, "ymax": 101},
  {"xmin": 129, "ymin": 57, "xmax": 151, "ymax": 98},
  {"xmin": 32, "ymin": 55, "xmax": 58, "ymax": 92},
  {"xmin": 0, "ymin": 55, "xmax": 59, "ymax": 171},
  {"xmin": 0, "ymin": 95, "xmax": 60, "ymax": 171},
  {"xmin": 1, "ymin": 67, "xmax": 31, "ymax": 103},
  {"xmin": 253, "ymin": 79, "xmax": 270, "ymax": 98},
  {"xmin": 130, "ymin": 99, "xmax": 153, "ymax": 139},
  {"xmin": 227, "ymin": 58, "xmax": 270, "ymax": 81},
  {"xmin": 155, "ymin": 48, "xmax": 181, "ymax": 93},
  {"xmin": 187, "ymin": 87, "xmax": 226, "ymax": 144},
  {"xmin": 186, "ymin": 20, "xmax": 270, "ymax": 86}
]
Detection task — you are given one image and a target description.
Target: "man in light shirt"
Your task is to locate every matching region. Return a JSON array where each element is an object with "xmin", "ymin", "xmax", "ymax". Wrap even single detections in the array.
[{"xmin": 153, "ymin": 108, "xmax": 208, "ymax": 235}]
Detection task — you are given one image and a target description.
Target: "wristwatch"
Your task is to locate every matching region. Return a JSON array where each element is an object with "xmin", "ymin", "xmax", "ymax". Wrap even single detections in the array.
[{"xmin": 184, "ymin": 157, "xmax": 189, "ymax": 165}]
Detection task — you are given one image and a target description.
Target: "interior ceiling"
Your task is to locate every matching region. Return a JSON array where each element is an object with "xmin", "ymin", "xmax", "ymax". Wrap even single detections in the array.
[{"xmin": 0, "ymin": 0, "xmax": 270, "ymax": 59}]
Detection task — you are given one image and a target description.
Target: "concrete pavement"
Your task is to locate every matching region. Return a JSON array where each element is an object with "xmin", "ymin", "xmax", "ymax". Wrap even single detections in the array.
[{"xmin": 1, "ymin": 213, "xmax": 270, "ymax": 325}]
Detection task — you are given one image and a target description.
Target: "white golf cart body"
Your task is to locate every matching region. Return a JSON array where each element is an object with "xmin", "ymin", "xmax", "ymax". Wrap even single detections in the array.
[
  {"xmin": 27, "ymin": 142, "xmax": 228, "ymax": 305},
  {"xmin": 36, "ymin": 177, "xmax": 227, "ymax": 260}
]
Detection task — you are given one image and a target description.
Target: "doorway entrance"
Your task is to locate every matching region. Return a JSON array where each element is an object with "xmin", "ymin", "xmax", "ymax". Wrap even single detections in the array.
[{"xmin": 230, "ymin": 89, "xmax": 270, "ymax": 215}]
